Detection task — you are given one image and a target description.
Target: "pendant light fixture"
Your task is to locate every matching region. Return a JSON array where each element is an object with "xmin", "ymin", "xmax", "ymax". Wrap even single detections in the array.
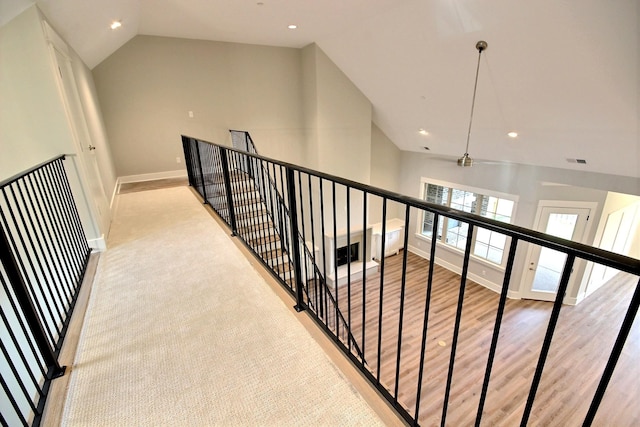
[{"xmin": 458, "ymin": 40, "xmax": 488, "ymax": 167}]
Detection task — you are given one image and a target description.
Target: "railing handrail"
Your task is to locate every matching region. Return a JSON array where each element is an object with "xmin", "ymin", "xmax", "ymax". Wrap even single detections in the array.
[
  {"xmin": 182, "ymin": 135, "xmax": 640, "ymax": 276},
  {"xmin": 228, "ymin": 131, "xmax": 364, "ymax": 357},
  {"xmin": 1, "ymin": 154, "xmax": 90, "ymax": 427}
]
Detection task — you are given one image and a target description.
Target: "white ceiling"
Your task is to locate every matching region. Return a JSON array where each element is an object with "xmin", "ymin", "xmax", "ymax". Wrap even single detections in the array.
[{"xmin": 3, "ymin": 0, "xmax": 639, "ymax": 179}]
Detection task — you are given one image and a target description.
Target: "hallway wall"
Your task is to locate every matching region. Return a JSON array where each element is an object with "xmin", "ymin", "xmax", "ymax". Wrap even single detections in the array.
[{"xmin": 92, "ymin": 35, "xmax": 306, "ymax": 177}]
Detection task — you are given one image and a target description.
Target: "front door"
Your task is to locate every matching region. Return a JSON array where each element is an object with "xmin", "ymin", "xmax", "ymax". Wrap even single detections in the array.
[{"xmin": 522, "ymin": 205, "xmax": 592, "ymax": 302}]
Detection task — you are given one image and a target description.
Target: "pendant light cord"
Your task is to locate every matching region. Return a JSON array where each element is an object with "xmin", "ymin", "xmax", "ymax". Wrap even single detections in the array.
[{"xmin": 464, "ymin": 47, "xmax": 484, "ymax": 154}]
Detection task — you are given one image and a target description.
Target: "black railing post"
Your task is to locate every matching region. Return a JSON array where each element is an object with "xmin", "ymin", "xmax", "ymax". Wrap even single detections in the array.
[
  {"xmin": 0, "ymin": 226, "xmax": 65, "ymax": 379},
  {"xmin": 193, "ymin": 139, "xmax": 208, "ymax": 202},
  {"xmin": 181, "ymin": 136, "xmax": 195, "ymax": 188},
  {"xmin": 218, "ymin": 148, "xmax": 238, "ymax": 236},
  {"xmin": 286, "ymin": 167, "xmax": 305, "ymax": 312}
]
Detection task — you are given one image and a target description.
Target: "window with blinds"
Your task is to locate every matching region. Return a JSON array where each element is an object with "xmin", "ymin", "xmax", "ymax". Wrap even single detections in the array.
[{"xmin": 421, "ymin": 183, "xmax": 515, "ymax": 265}]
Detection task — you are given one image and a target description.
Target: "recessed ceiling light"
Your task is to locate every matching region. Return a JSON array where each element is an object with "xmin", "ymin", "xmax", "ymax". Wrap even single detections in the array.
[
  {"xmin": 288, "ymin": 24, "xmax": 297, "ymax": 29},
  {"xmin": 110, "ymin": 21, "xmax": 122, "ymax": 30},
  {"xmin": 507, "ymin": 131, "xmax": 518, "ymax": 138},
  {"xmin": 419, "ymin": 129, "xmax": 429, "ymax": 135}
]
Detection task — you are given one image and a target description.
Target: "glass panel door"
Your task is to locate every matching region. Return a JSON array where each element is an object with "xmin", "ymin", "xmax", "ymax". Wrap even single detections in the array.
[{"xmin": 523, "ymin": 206, "xmax": 591, "ymax": 302}]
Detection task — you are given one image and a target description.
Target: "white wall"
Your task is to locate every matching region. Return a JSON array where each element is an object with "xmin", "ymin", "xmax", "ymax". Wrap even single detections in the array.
[
  {"xmin": 0, "ymin": 7, "xmax": 76, "ymax": 178},
  {"xmin": 580, "ymin": 192, "xmax": 640, "ymax": 299},
  {"xmin": 92, "ymin": 35, "xmax": 306, "ymax": 177},
  {"xmin": 369, "ymin": 123, "xmax": 403, "ymax": 224},
  {"xmin": 302, "ymin": 44, "xmax": 372, "ymax": 185}
]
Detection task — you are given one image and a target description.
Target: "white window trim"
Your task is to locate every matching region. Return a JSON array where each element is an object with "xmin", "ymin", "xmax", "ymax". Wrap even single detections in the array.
[{"xmin": 416, "ymin": 178, "xmax": 520, "ymax": 268}]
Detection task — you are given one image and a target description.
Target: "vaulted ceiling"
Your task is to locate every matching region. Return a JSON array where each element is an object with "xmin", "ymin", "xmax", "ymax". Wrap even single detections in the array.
[{"xmin": 3, "ymin": 0, "xmax": 639, "ymax": 179}]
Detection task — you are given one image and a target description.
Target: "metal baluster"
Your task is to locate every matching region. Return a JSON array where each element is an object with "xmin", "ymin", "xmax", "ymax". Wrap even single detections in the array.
[
  {"xmin": 520, "ymin": 254, "xmax": 576, "ymax": 426},
  {"xmin": 376, "ymin": 198, "xmax": 387, "ymax": 382},
  {"xmin": 413, "ymin": 211, "xmax": 440, "ymax": 424},
  {"xmin": 394, "ymin": 205, "xmax": 411, "ymax": 401},
  {"xmin": 361, "ymin": 190, "xmax": 368, "ymax": 365},
  {"xmin": 218, "ymin": 148, "xmax": 238, "ymax": 236},
  {"xmin": 475, "ymin": 237, "xmax": 519, "ymax": 425},
  {"xmin": 346, "ymin": 186, "xmax": 352, "ymax": 351},
  {"xmin": 0, "ymin": 220, "xmax": 65, "ymax": 379},
  {"xmin": 319, "ymin": 178, "xmax": 329, "ymax": 323},
  {"xmin": 441, "ymin": 223, "xmax": 475, "ymax": 426},
  {"xmin": 286, "ymin": 168, "xmax": 305, "ymax": 312}
]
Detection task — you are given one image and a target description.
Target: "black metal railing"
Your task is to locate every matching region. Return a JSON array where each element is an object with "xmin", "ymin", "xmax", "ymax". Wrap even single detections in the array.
[
  {"xmin": 0, "ymin": 155, "xmax": 91, "ymax": 427},
  {"xmin": 184, "ymin": 134, "xmax": 362, "ymax": 353},
  {"xmin": 181, "ymin": 134, "xmax": 640, "ymax": 426}
]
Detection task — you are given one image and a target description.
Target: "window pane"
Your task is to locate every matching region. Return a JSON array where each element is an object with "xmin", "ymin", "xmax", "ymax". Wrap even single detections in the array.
[
  {"xmin": 423, "ymin": 211, "xmax": 434, "ymax": 236},
  {"xmin": 489, "ymin": 232, "xmax": 507, "ymax": 248},
  {"xmin": 476, "ymin": 227, "xmax": 491, "ymax": 244},
  {"xmin": 474, "ymin": 242, "xmax": 489, "ymax": 258},
  {"xmin": 450, "ymin": 189, "xmax": 475, "ymax": 212},
  {"xmin": 487, "ymin": 247, "xmax": 504, "ymax": 264}
]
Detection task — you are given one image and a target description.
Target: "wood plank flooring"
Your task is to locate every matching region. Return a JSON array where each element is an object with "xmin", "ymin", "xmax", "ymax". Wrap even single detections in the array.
[
  {"xmin": 325, "ymin": 251, "xmax": 639, "ymax": 426},
  {"xmin": 118, "ymin": 177, "xmax": 188, "ymax": 193}
]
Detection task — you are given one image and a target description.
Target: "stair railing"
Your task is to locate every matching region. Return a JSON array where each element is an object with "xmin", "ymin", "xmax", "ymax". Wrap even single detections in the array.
[
  {"xmin": 227, "ymin": 131, "xmax": 362, "ymax": 353},
  {"xmin": 181, "ymin": 134, "xmax": 639, "ymax": 427},
  {"xmin": 0, "ymin": 155, "xmax": 91, "ymax": 427}
]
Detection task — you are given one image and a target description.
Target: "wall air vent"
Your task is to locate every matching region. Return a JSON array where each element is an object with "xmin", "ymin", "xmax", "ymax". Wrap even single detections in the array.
[{"xmin": 566, "ymin": 158, "xmax": 587, "ymax": 164}]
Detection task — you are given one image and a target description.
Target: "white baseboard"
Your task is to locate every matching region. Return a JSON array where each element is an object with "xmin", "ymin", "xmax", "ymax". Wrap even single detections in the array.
[
  {"xmin": 88, "ymin": 235, "xmax": 106, "ymax": 252},
  {"xmin": 563, "ymin": 296, "xmax": 579, "ymax": 306},
  {"xmin": 110, "ymin": 178, "xmax": 120, "ymax": 211},
  {"xmin": 118, "ymin": 170, "xmax": 187, "ymax": 184},
  {"xmin": 407, "ymin": 245, "xmax": 520, "ymax": 299}
]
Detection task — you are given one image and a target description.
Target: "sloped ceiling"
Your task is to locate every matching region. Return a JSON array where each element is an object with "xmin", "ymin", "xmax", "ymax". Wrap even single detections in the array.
[{"xmin": 3, "ymin": 0, "xmax": 639, "ymax": 179}]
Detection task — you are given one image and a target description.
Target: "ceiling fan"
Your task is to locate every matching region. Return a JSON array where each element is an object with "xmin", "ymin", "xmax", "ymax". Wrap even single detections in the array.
[
  {"xmin": 422, "ymin": 40, "xmax": 505, "ymax": 167},
  {"xmin": 457, "ymin": 40, "xmax": 487, "ymax": 167}
]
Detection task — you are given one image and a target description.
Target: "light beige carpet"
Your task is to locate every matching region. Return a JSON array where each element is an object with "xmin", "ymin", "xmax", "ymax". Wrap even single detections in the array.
[{"xmin": 61, "ymin": 187, "xmax": 384, "ymax": 426}]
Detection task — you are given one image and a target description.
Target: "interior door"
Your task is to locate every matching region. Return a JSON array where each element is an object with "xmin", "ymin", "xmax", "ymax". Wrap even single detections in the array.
[
  {"xmin": 522, "ymin": 206, "xmax": 591, "ymax": 302},
  {"xmin": 51, "ymin": 44, "xmax": 111, "ymax": 237}
]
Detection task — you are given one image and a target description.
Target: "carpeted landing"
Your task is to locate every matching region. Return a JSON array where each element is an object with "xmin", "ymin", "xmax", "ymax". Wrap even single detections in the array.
[{"xmin": 61, "ymin": 186, "xmax": 384, "ymax": 426}]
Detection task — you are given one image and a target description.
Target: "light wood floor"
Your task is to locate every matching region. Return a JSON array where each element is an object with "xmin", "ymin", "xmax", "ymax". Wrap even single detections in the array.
[
  {"xmin": 118, "ymin": 177, "xmax": 188, "ymax": 194},
  {"xmin": 327, "ymin": 251, "xmax": 639, "ymax": 426}
]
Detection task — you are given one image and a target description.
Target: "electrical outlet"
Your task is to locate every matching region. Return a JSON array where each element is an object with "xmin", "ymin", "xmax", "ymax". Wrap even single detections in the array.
[
  {"xmin": 176, "ymin": 157, "xmax": 181, "ymax": 164},
  {"xmin": 188, "ymin": 111, "xmax": 194, "ymax": 118}
]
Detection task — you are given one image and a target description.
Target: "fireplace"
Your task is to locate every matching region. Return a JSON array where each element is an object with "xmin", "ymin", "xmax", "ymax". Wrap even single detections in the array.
[
  {"xmin": 336, "ymin": 242, "xmax": 359, "ymax": 267},
  {"xmin": 324, "ymin": 226, "xmax": 378, "ymax": 288}
]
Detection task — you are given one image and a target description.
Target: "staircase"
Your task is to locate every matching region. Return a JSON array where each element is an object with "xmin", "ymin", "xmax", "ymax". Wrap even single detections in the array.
[
  {"xmin": 182, "ymin": 132, "xmax": 364, "ymax": 357},
  {"xmin": 207, "ymin": 169, "xmax": 295, "ymax": 286}
]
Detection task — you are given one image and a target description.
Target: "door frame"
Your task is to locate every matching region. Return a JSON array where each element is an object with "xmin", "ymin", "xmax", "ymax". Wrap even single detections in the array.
[
  {"xmin": 43, "ymin": 20, "xmax": 111, "ymax": 247},
  {"xmin": 520, "ymin": 200, "xmax": 598, "ymax": 304}
]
